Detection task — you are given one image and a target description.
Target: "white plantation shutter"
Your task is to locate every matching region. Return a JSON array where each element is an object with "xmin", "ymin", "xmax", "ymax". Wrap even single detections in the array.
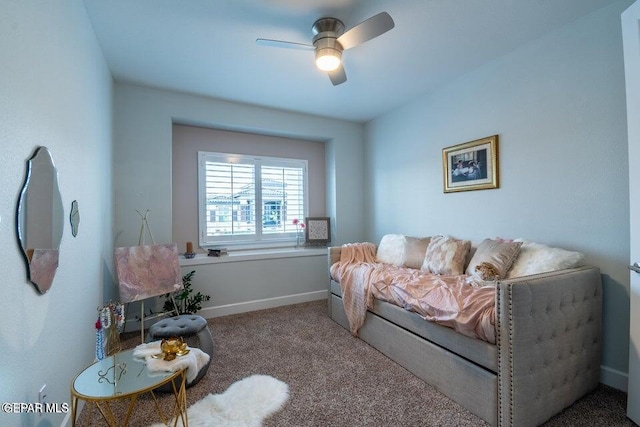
[
  {"xmin": 261, "ymin": 164, "xmax": 305, "ymax": 235},
  {"xmin": 203, "ymin": 157, "xmax": 255, "ymax": 237},
  {"xmin": 198, "ymin": 152, "xmax": 307, "ymax": 248}
]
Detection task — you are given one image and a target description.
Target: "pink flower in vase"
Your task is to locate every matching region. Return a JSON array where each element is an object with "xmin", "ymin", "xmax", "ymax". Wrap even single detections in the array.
[{"xmin": 293, "ymin": 219, "xmax": 305, "ymax": 248}]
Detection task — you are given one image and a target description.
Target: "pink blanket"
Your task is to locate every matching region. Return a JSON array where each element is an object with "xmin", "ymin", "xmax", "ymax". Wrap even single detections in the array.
[
  {"xmin": 331, "ymin": 243, "xmax": 378, "ymax": 335},
  {"xmin": 330, "ymin": 243, "xmax": 496, "ymax": 343}
]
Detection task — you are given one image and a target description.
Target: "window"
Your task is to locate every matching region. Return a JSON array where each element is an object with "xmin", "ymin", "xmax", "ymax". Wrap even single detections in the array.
[{"xmin": 198, "ymin": 152, "xmax": 307, "ymax": 248}]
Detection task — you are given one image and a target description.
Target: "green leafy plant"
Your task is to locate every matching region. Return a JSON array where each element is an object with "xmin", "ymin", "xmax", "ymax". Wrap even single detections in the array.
[{"xmin": 162, "ymin": 270, "xmax": 211, "ymax": 315}]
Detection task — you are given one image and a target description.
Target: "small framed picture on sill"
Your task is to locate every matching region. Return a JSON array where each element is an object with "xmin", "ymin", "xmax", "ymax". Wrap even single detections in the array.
[{"xmin": 305, "ymin": 217, "xmax": 331, "ymax": 245}]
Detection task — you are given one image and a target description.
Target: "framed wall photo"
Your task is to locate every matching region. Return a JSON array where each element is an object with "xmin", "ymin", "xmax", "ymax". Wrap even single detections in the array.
[
  {"xmin": 443, "ymin": 135, "xmax": 499, "ymax": 193},
  {"xmin": 305, "ymin": 217, "xmax": 331, "ymax": 244}
]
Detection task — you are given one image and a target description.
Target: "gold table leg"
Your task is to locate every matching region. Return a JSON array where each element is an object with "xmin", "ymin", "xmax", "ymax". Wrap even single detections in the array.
[
  {"xmin": 150, "ymin": 371, "xmax": 188, "ymax": 427},
  {"xmin": 71, "ymin": 369, "xmax": 189, "ymax": 427}
]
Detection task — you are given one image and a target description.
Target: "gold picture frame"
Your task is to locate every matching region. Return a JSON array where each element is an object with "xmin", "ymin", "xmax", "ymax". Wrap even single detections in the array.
[{"xmin": 443, "ymin": 135, "xmax": 499, "ymax": 193}]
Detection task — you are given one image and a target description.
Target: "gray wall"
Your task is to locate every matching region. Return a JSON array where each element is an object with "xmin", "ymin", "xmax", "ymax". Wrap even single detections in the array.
[
  {"xmin": 172, "ymin": 124, "xmax": 327, "ymax": 253},
  {"xmin": 0, "ymin": 1, "xmax": 113, "ymax": 425},
  {"xmin": 365, "ymin": 0, "xmax": 631, "ymax": 389},
  {"xmin": 114, "ymin": 83, "xmax": 364, "ymax": 248},
  {"xmin": 113, "ymin": 83, "xmax": 364, "ymax": 318},
  {"xmin": 182, "ymin": 252, "xmax": 329, "ymax": 319}
]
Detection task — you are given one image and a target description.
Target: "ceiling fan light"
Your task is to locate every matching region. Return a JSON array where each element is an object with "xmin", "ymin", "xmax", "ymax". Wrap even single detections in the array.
[{"xmin": 315, "ymin": 48, "xmax": 341, "ymax": 71}]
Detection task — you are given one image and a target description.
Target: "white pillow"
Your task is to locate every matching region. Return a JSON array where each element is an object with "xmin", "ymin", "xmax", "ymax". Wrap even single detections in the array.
[
  {"xmin": 506, "ymin": 239, "xmax": 585, "ymax": 278},
  {"xmin": 376, "ymin": 234, "xmax": 406, "ymax": 266},
  {"xmin": 376, "ymin": 234, "xmax": 431, "ymax": 268}
]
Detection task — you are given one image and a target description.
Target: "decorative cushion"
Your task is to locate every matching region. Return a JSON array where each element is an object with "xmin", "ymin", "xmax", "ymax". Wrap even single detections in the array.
[
  {"xmin": 421, "ymin": 235, "xmax": 471, "ymax": 275},
  {"xmin": 403, "ymin": 236, "xmax": 432, "ymax": 269},
  {"xmin": 506, "ymin": 239, "xmax": 585, "ymax": 278},
  {"xmin": 376, "ymin": 234, "xmax": 406, "ymax": 266},
  {"xmin": 376, "ymin": 234, "xmax": 431, "ymax": 269},
  {"xmin": 149, "ymin": 314, "xmax": 208, "ymax": 337},
  {"xmin": 465, "ymin": 238, "xmax": 523, "ymax": 279}
]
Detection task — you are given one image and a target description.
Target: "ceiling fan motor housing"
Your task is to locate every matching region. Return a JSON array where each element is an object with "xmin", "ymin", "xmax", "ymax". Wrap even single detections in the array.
[
  {"xmin": 312, "ymin": 17, "xmax": 345, "ymax": 62},
  {"xmin": 256, "ymin": 12, "xmax": 393, "ymax": 85}
]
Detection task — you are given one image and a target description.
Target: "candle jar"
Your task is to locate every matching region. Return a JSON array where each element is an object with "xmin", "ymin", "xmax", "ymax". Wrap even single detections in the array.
[{"xmin": 185, "ymin": 241, "xmax": 195, "ymax": 258}]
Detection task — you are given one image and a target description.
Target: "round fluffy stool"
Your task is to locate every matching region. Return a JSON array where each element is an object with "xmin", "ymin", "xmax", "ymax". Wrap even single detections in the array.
[{"xmin": 146, "ymin": 314, "xmax": 213, "ymax": 390}]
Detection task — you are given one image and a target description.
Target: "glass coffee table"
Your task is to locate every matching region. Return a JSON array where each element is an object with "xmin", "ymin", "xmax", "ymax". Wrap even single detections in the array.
[{"xmin": 70, "ymin": 348, "xmax": 187, "ymax": 426}]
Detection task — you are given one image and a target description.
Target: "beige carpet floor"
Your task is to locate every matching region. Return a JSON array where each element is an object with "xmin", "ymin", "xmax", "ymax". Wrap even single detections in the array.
[{"xmin": 78, "ymin": 300, "xmax": 636, "ymax": 426}]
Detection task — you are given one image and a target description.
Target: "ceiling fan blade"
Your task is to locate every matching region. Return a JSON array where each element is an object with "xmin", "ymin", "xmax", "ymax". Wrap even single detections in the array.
[
  {"xmin": 328, "ymin": 65, "xmax": 347, "ymax": 86},
  {"xmin": 337, "ymin": 12, "xmax": 394, "ymax": 50},
  {"xmin": 256, "ymin": 38, "xmax": 314, "ymax": 51}
]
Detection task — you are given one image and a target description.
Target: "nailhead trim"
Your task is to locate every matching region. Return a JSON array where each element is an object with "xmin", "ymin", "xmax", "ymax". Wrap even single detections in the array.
[
  {"xmin": 496, "ymin": 283, "xmax": 503, "ymax": 426},
  {"xmin": 508, "ymin": 283, "xmax": 514, "ymax": 427}
]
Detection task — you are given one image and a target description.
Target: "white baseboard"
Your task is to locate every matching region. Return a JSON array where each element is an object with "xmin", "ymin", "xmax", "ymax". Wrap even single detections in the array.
[
  {"xmin": 198, "ymin": 290, "xmax": 328, "ymax": 319},
  {"xmin": 601, "ymin": 365, "xmax": 628, "ymax": 391},
  {"xmin": 122, "ymin": 290, "xmax": 328, "ymax": 332},
  {"xmin": 60, "ymin": 400, "xmax": 82, "ymax": 427}
]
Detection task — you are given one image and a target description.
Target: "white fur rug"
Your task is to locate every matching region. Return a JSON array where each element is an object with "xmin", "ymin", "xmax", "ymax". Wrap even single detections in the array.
[{"xmin": 150, "ymin": 375, "xmax": 289, "ymax": 427}]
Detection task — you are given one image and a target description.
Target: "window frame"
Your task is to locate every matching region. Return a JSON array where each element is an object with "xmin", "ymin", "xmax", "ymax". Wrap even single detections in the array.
[{"xmin": 197, "ymin": 151, "xmax": 309, "ymax": 250}]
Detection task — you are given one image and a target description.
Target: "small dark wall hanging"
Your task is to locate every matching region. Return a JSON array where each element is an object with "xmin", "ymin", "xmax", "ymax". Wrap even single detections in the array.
[{"xmin": 70, "ymin": 200, "xmax": 80, "ymax": 237}]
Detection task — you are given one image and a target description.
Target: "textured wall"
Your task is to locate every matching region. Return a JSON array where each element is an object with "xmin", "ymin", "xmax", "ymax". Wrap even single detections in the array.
[{"xmin": 0, "ymin": 1, "xmax": 113, "ymax": 425}]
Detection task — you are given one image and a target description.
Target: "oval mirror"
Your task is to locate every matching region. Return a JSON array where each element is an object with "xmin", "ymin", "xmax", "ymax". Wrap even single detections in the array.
[{"xmin": 17, "ymin": 147, "xmax": 64, "ymax": 294}]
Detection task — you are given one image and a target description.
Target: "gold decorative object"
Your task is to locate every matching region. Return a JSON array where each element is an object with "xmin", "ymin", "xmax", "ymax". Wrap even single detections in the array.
[{"xmin": 157, "ymin": 337, "xmax": 189, "ymax": 361}]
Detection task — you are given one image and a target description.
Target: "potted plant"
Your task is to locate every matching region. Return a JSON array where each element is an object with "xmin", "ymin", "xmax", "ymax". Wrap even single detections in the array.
[{"xmin": 162, "ymin": 270, "xmax": 211, "ymax": 315}]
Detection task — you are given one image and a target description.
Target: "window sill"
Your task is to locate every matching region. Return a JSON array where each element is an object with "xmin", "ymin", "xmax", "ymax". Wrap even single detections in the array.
[{"xmin": 178, "ymin": 247, "xmax": 327, "ymax": 266}]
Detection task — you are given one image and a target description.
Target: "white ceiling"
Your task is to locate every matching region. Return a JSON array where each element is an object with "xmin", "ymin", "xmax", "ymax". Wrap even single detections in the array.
[{"xmin": 83, "ymin": 0, "xmax": 618, "ymax": 123}]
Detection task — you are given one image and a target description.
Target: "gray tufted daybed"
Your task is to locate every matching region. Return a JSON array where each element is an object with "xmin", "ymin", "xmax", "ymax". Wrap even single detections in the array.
[{"xmin": 328, "ymin": 245, "xmax": 602, "ymax": 427}]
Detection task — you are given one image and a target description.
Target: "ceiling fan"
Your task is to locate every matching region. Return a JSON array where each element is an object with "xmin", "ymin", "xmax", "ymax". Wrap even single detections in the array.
[{"xmin": 256, "ymin": 12, "xmax": 394, "ymax": 86}]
